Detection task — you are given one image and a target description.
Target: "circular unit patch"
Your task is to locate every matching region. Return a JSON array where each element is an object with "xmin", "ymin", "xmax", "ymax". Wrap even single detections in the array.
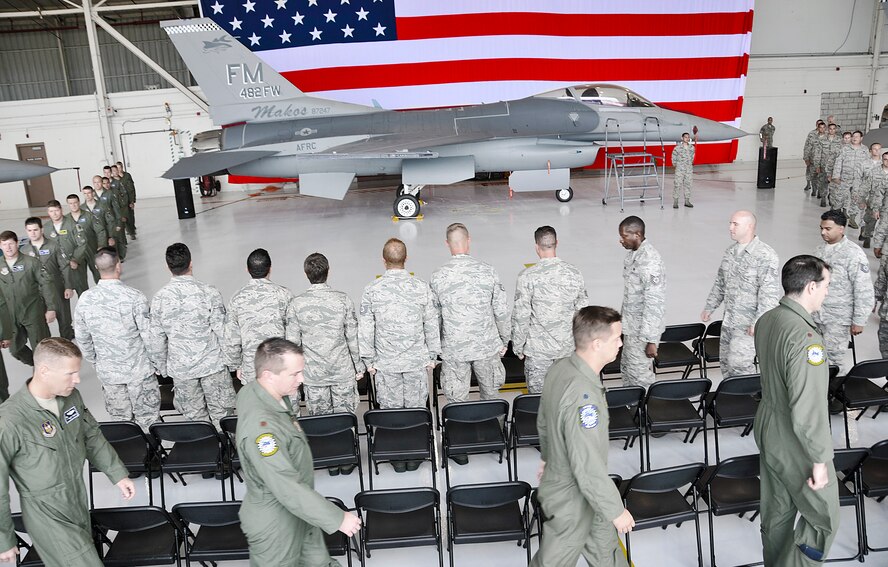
[
  {"xmin": 579, "ymin": 404, "xmax": 599, "ymax": 429},
  {"xmin": 256, "ymin": 433, "xmax": 279, "ymax": 457},
  {"xmin": 806, "ymin": 344, "xmax": 826, "ymax": 366}
]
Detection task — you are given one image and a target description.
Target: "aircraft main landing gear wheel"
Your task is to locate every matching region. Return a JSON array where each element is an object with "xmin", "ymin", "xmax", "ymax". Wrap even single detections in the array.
[
  {"xmin": 394, "ymin": 194, "xmax": 420, "ymax": 218},
  {"xmin": 555, "ymin": 187, "xmax": 573, "ymax": 202}
]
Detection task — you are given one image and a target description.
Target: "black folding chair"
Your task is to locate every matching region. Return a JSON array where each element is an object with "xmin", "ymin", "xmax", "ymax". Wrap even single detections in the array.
[
  {"xmin": 358, "ymin": 370, "xmax": 377, "ymax": 409},
  {"xmin": 363, "ymin": 408, "xmax": 436, "ymax": 489},
  {"xmin": 622, "ymin": 463, "xmax": 706, "ymax": 567},
  {"xmin": 91, "ymin": 506, "xmax": 181, "ymax": 567},
  {"xmin": 219, "ymin": 416, "xmax": 243, "ymax": 500},
  {"xmin": 654, "ymin": 323, "xmax": 706, "ymax": 379},
  {"xmin": 172, "ymin": 501, "xmax": 249, "ymax": 567},
  {"xmin": 862, "ymin": 439, "xmax": 888, "ymax": 552},
  {"xmin": 11, "ymin": 513, "xmax": 43, "ymax": 567},
  {"xmin": 446, "ymin": 481, "xmax": 532, "ymax": 567},
  {"xmin": 829, "ymin": 448, "xmax": 869, "ymax": 562},
  {"xmin": 299, "ymin": 412, "xmax": 364, "ymax": 490},
  {"xmin": 829, "ymin": 359, "xmax": 888, "ymax": 448},
  {"xmin": 606, "ymin": 386, "xmax": 646, "ymax": 472},
  {"xmin": 696, "ymin": 454, "xmax": 760, "ymax": 567},
  {"xmin": 502, "ymin": 342, "xmax": 528, "ymax": 392},
  {"xmin": 441, "ymin": 400, "xmax": 510, "ymax": 488},
  {"xmin": 601, "ymin": 337, "xmax": 623, "ymax": 381},
  {"xmin": 704, "ymin": 374, "xmax": 761, "ymax": 462},
  {"xmin": 509, "ymin": 394, "xmax": 541, "ymax": 480},
  {"xmin": 90, "ymin": 421, "xmax": 156, "ymax": 508},
  {"xmin": 156, "ymin": 374, "xmax": 180, "ymax": 421},
  {"xmin": 355, "ymin": 487, "xmax": 443, "ymax": 567},
  {"xmin": 149, "ymin": 421, "xmax": 226, "ymax": 508},
  {"xmin": 325, "ymin": 497, "xmax": 356, "ymax": 567},
  {"xmin": 693, "ymin": 320, "xmax": 722, "ymax": 379},
  {"xmin": 644, "ymin": 379, "xmax": 711, "ymax": 469}
]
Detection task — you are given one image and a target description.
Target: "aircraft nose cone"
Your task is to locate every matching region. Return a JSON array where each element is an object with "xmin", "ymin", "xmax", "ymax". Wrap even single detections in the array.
[{"xmin": 692, "ymin": 120, "xmax": 748, "ymax": 141}]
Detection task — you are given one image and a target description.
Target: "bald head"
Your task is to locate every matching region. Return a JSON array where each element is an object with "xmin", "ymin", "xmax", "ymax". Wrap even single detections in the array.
[
  {"xmin": 383, "ymin": 238, "xmax": 407, "ymax": 268},
  {"xmin": 729, "ymin": 210, "xmax": 757, "ymax": 244},
  {"xmin": 94, "ymin": 246, "xmax": 121, "ymax": 278},
  {"xmin": 445, "ymin": 223, "xmax": 470, "ymax": 255}
]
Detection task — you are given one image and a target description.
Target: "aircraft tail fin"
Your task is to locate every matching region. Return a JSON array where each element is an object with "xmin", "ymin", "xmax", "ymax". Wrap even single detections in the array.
[{"xmin": 161, "ymin": 18, "xmax": 375, "ymax": 125}]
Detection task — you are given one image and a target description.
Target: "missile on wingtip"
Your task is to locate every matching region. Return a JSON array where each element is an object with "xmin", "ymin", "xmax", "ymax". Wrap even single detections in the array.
[{"xmin": 0, "ymin": 158, "xmax": 57, "ymax": 184}]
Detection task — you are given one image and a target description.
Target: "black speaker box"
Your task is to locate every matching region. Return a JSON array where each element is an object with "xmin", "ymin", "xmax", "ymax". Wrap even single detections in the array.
[
  {"xmin": 173, "ymin": 179, "xmax": 196, "ymax": 219},
  {"xmin": 757, "ymin": 147, "xmax": 778, "ymax": 189}
]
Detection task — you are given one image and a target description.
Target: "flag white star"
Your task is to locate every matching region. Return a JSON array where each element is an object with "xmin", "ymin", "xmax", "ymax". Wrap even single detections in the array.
[
  {"xmin": 355, "ymin": 7, "xmax": 369, "ymax": 20},
  {"xmin": 324, "ymin": 9, "xmax": 337, "ymax": 22},
  {"xmin": 248, "ymin": 32, "xmax": 261, "ymax": 45},
  {"xmin": 230, "ymin": 17, "xmax": 243, "ymax": 30},
  {"xmin": 261, "ymin": 14, "xmax": 275, "ymax": 27},
  {"xmin": 274, "ymin": 0, "xmax": 287, "ymax": 8},
  {"xmin": 341, "ymin": 24, "xmax": 354, "ymax": 37},
  {"xmin": 310, "ymin": 27, "xmax": 323, "ymax": 40},
  {"xmin": 279, "ymin": 30, "xmax": 291, "ymax": 43},
  {"xmin": 243, "ymin": 0, "xmax": 255, "ymax": 12},
  {"xmin": 340, "ymin": 0, "xmax": 350, "ymax": 4},
  {"xmin": 373, "ymin": 22, "xmax": 386, "ymax": 36},
  {"xmin": 307, "ymin": 0, "xmax": 318, "ymax": 6},
  {"xmin": 210, "ymin": 1, "xmax": 223, "ymax": 14},
  {"xmin": 292, "ymin": 12, "xmax": 304, "ymax": 25}
]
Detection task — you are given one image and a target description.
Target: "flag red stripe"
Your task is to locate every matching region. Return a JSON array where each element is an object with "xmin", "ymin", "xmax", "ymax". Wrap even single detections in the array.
[
  {"xmin": 395, "ymin": 12, "xmax": 754, "ymax": 40},
  {"xmin": 657, "ymin": 97, "xmax": 744, "ymax": 123},
  {"xmin": 286, "ymin": 55, "xmax": 748, "ymax": 92}
]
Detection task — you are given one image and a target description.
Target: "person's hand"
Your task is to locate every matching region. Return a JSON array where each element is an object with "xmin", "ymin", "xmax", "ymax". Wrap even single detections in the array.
[
  {"xmin": 517, "ymin": 354, "xmax": 525, "ymax": 360},
  {"xmin": 236, "ymin": 368, "xmax": 244, "ymax": 384},
  {"xmin": 644, "ymin": 343, "xmax": 657, "ymax": 358},
  {"xmin": 500, "ymin": 346, "xmax": 508, "ymax": 357},
  {"xmin": 338, "ymin": 512, "xmax": 361, "ymax": 537},
  {"xmin": 816, "ymin": 167, "xmax": 822, "ymax": 174},
  {"xmin": 807, "ymin": 463, "xmax": 829, "ymax": 491},
  {"xmin": 64, "ymin": 289, "xmax": 74, "ymax": 299},
  {"xmin": 129, "ymin": 203, "xmax": 135, "ymax": 209},
  {"xmin": 612, "ymin": 509, "xmax": 635, "ymax": 534},
  {"xmin": 116, "ymin": 478, "xmax": 136, "ymax": 500},
  {"xmin": 804, "ymin": 159, "xmax": 811, "ymax": 166},
  {"xmin": 0, "ymin": 546, "xmax": 19, "ymax": 562},
  {"xmin": 45, "ymin": 311, "xmax": 56, "ymax": 324},
  {"xmin": 875, "ymin": 248, "xmax": 883, "ymax": 259},
  {"xmin": 851, "ymin": 324, "xmax": 864, "ymax": 336},
  {"xmin": 69, "ymin": 260, "xmax": 79, "ymax": 270},
  {"xmin": 700, "ymin": 310, "xmax": 711, "ymax": 322},
  {"xmin": 747, "ymin": 325, "xmax": 755, "ymax": 337},
  {"xmin": 108, "ymin": 237, "xmax": 115, "ymax": 246},
  {"xmin": 0, "ymin": 340, "xmax": 9, "ymax": 349},
  {"xmin": 875, "ymin": 210, "xmax": 881, "ymax": 220},
  {"xmin": 536, "ymin": 460, "xmax": 546, "ymax": 483},
  {"xmin": 367, "ymin": 366, "xmax": 376, "ymax": 377}
]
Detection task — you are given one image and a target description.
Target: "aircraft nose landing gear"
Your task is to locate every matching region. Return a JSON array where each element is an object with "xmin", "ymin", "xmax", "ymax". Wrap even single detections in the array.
[
  {"xmin": 555, "ymin": 187, "xmax": 574, "ymax": 202},
  {"xmin": 393, "ymin": 184, "xmax": 425, "ymax": 218}
]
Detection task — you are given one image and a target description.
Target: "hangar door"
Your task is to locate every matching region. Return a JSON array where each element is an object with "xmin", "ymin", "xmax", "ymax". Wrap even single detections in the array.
[{"xmin": 16, "ymin": 143, "xmax": 54, "ymax": 207}]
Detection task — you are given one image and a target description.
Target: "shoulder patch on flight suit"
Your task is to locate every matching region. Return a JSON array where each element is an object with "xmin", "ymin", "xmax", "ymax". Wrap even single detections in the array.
[
  {"xmin": 256, "ymin": 433, "xmax": 278, "ymax": 457},
  {"xmin": 48, "ymin": 233, "xmax": 56, "ymax": 238},
  {"xmin": 650, "ymin": 274, "xmax": 661, "ymax": 285},
  {"xmin": 861, "ymin": 262, "xmax": 870, "ymax": 273},
  {"xmin": 63, "ymin": 406, "xmax": 80, "ymax": 424},
  {"xmin": 41, "ymin": 420, "xmax": 56, "ymax": 438},
  {"xmin": 806, "ymin": 344, "xmax": 826, "ymax": 366},
  {"xmin": 0, "ymin": 269, "xmax": 7, "ymax": 276},
  {"xmin": 38, "ymin": 250, "xmax": 49, "ymax": 256},
  {"xmin": 579, "ymin": 404, "xmax": 599, "ymax": 429}
]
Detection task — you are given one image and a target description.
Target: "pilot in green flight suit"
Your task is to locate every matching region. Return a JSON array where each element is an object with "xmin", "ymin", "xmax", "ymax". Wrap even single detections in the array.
[
  {"xmin": 530, "ymin": 306, "xmax": 634, "ymax": 567},
  {"xmin": 0, "ymin": 338, "xmax": 134, "ymax": 567},
  {"xmin": 236, "ymin": 338, "xmax": 360, "ymax": 567},
  {"xmin": 754, "ymin": 255, "xmax": 839, "ymax": 565},
  {"xmin": 0, "ymin": 290, "xmax": 13, "ymax": 401}
]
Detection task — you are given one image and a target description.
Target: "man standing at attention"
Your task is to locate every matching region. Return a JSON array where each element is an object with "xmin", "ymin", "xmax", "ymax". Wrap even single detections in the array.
[
  {"xmin": 672, "ymin": 132, "xmax": 695, "ymax": 208},
  {"xmin": 754, "ymin": 255, "xmax": 839, "ymax": 565}
]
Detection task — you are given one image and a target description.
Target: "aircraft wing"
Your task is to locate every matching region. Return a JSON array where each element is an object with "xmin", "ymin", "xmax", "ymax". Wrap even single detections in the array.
[
  {"xmin": 162, "ymin": 150, "xmax": 278, "ymax": 179},
  {"xmin": 320, "ymin": 131, "xmax": 493, "ymax": 155}
]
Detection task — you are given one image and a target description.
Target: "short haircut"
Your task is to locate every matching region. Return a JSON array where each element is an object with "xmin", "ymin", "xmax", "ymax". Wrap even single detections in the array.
[
  {"xmin": 165, "ymin": 242, "xmax": 191, "ymax": 275},
  {"xmin": 66, "ymin": 194, "xmax": 80, "ymax": 201},
  {"xmin": 843, "ymin": 131, "xmax": 851, "ymax": 137},
  {"xmin": 816, "ymin": 120, "xmax": 825, "ymax": 126},
  {"xmin": 782, "ymin": 255, "xmax": 830, "ymax": 296},
  {"xmin": 34, "ymin": 337, "xmax": 82, "ymax": 367},
  {"xmin": 619, "ymin": 215, "xmax": 645, "ymax": 235},
  {"xmin": 534, "ymin": 226, "xmax": 557, "ymax": 249},
  {"xmin": 853, "ymin": 130, "xmax": 863, "ymax": 137},
  {"xmin": 101, "ymin": 176, "xmax": 109, "ymax": 182},
  {"xmin": 94, "ymin": 247, "xmax": 119, "ymax": 273},
  {"xmin": 82, "ymin": 186, "xmax": 94, "ymax": 193},
  {"xmin": 446, "ymin": 223, "xmax": 469, "ymax": 242},
  {"xmin": 254, "ymin": 337, "xmax": 304, "ymax": 377},
  {"xmin": 682, "ymin": 132, "xmax": 690, "ymax": 137},
  {"xmin": 103, "ymin": 165, "xmax": 111, "ymax": 171},
  {"xmin": 116, "ymin": 161, "xmax": 123, "ymax": 166},
  {"xmin": 382, "ymin": 238, "xmax": 407, "ymax": 266},
  {"xmin": 246, "ymin": 248, "xmax": 271, "ymax": 279},
  {"xmin": 828, "ymin": 123, "xmax": 837, "ymax": 130},
  {"xmin": 871, "ymin": 143, "xmax": 882, "ymax": 151},
  {"xmin": 573, "ymin": 306, "xmax": 621, "ymax": 350},
  {"xmin": 24, "ymin": 217, "xmax": 42, "ymax": 228},
  {"xmin": 46, "ymin": 200, "xmax": 61, "ymax": 209},
  {"xmin": 0, "ymin": 231, "xmax": 17, "ymax": 243},
  {"xmin": 303, "ymin": 252, "xmax": 329, "ymax": 284},
  {"xmin": 821, "ymin": 209, "xmax": 847, "ymax": 227}
]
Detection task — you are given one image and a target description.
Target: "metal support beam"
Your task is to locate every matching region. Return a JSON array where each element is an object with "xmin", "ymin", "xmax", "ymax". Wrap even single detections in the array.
[
  {"xmin": 0, "ymin": 1, "xmax": 198, "ymax": 19},
  {"xmin": 91, "ymin": 13, "xmax": 209, "ymax": 112},
  {"xmin": 56, "ymin": 33, "xmax": 71, "ymax": 97},
  {"xmin": 867, "ymin": 2, "xmax": 884, "ymax": 130},
  {"xmin": 83, "ymin": 0, "xmax": 116, "ymax": 162}
]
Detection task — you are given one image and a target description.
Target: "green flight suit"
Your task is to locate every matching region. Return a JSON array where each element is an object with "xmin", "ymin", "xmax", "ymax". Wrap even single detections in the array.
[
  {"xmin": 530, "ymin": 354, "xmax": 628, "ymax": 567},
  {"xmin": 120, "ymin": 172, "xmax": 137, "ymax": 238},
  {"xmin": 45, "ymin": 217, "xmax": 89, "ymax": 296},
  {"xmin": 82, "ymin": 202, "xmax": 110, "ymax": 249},
  {"xmin": 754, "ymin": 297, "xmax": 839, "ymax": 565},
  {"xmin": 66, "ymin": 210, "xmax": 105, "ymax": 284},
  {"xmin": 0, "ymin": 254, "xmax": 57, "ymax": 366},
  {"xmin": 0, "ymin": 291, "xmax": 12, "ymax": 401},
  {"xmin": 20, "ymin": 241, "xmax": 73, "ymax": 340},
  {"xmin": 235, "ymin": 381, "xmax": 343, "ymax": 567},
  {"xmin": 0, "ymin": 385, "xmax": 129, "ymax": 567},
  {"xmin": 96, "ymin": 189, "xmax": 126, "ymax": 261}
]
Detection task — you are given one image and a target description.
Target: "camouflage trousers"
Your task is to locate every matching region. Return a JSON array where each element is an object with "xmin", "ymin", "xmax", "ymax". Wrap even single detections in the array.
[
  {"xmin": 719, "ymin": 325, "xmax": 757, "ymax": 378},
  {"xmin": 102, "ymin": 375, "xmax": 161, "ymax": 432},
  {"xmin": 879, "ymin": 320, "xmax": 888, "ymax": 359},
  {"xmin": 620, "ymin": 335, "xmax": 655, "ymax": 388},
  {"xmin": 828, "ymin": 181, "xmax": 850, "ymax": 212},
  {"xmin": 304, "ymin": 380, "xmax": 359, "ymax": 415},
  {"xmin": 805, "ymin": 163, "xmax": 816, "ymax": 188},
  {"xmin": 441, "ymin": 355, "xmax": 506, "ymax": 403},
  {"xmin": 10, "ymin": 315, "xmax": 51, "ymax": 366},
  {"xmin": 172, "ymin": 369, "xmax": 236, "ymax": 429},
  {"xmin": 813, "ymin": 173, "xmax": 829, "ymax": 199},
  {"xmin": 374, "ymin": 368, "xmax": 429, "ymax": 409},
  {"xmin": 816, "ymin": 322, "xmax": 852, "ymax": 375},
  {"xmin": 673, "ymin": 167, "xmax": 692, "ymax": 200},
  {"xmin": 524, "ymin": 356, "xmax": 555, "ymax": 394}
]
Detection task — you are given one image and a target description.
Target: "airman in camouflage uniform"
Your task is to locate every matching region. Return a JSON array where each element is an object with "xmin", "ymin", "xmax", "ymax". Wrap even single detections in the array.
[
  {"xmin": 832, "ymin": 131, "xmax": 870, "ymax": 227},
  {"xmin": 223, "ymin": 249, "xmax": 297, "ymax": 386},
  {"xmin": 512, "ymin": 226, "xmax": 588, "ymax": 394},
  {"xmin": 66, "ymin": 191, "xmax": 106, "ymax": 284},
  {"xmin": 814, "ymin": 210, "xmax": 874, "ymax": 374},
  {"xmin": 812, "ymin": 124, "xmax": 839, "ymax": 206},
  {"xmin": 22, "ymin": 217, "xmax": 74, "ymax": 340},
  {"xmin": 74, "ymin": 247, "xmax": 160, "ymax": 431},
  {"xmin": 45, "ymin": 200, "xmax": 89, "ymax": 297},
  {"xmin": 760, "ymin": 117, "xmax": 775, "ymax": 148},
  {"xmin": 852, "ymin": 143, "xmax": 883, "ymax": 247},
  {"xmin": 672, "ymin": 132, "xmax": 695, "ymax": 208},
  {"xmin": 290, "ymin": 252, "xmax": 363, "ymax": 416},
  {"xmin": 702, "ymin": 211, "xmax": 781, "ymax": 377},
  {"xmin": 431, "ymin": 224, "xmax": 510, "ymax": 403},
  {"xmin": 803, "ymin": 121, "xmax": 825, "ymax": 193},
  {"xmin": 868, "ymin": 154, "xmax": 888, "ymax": 220},
  {"xmin": 873, "ymin": 251, "xmax": 888, "ymax": 358},
  {"xmin": 116, "ymin": 162, "xmax": 138, "ymax": 239},
  {"xmin": 149, "ymin": 243, "xmax": 234, "ymax": 429},
  {"xmin": 0, "ymin": 231, "xmax": 57, "ymax": 367},
  {"xmin": 619, "ymin": 216, "xmax": 666, "ymax": 388},
  {"xmin": 358, "ymin": 238, "xmax": 440, "ymax": 410},
  {"xmin": 98, "ymin": 175, "xmax": 126, "ymax": 261}
]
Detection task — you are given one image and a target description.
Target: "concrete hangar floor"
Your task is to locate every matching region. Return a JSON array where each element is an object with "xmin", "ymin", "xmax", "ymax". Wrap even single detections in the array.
[{"xmin": 2, "ymin": 160, "xmax": 886, "ymax": 566}]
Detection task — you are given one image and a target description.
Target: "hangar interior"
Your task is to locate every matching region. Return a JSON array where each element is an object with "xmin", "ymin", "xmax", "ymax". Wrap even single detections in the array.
[{"xmin": 1, "ymin": 1, "xmax": 888, "ymax": 566}]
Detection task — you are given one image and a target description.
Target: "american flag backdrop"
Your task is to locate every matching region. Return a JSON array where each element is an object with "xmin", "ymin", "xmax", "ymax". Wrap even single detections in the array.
[{"xmin": 198, "ymin": 0, "xmax": 754, "ymax": 166}]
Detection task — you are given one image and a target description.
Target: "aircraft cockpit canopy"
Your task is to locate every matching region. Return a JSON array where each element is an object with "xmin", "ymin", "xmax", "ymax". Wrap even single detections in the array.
[{"xmin": 534, "ymin": 84, "xmax": 656, "ymax": 108}]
